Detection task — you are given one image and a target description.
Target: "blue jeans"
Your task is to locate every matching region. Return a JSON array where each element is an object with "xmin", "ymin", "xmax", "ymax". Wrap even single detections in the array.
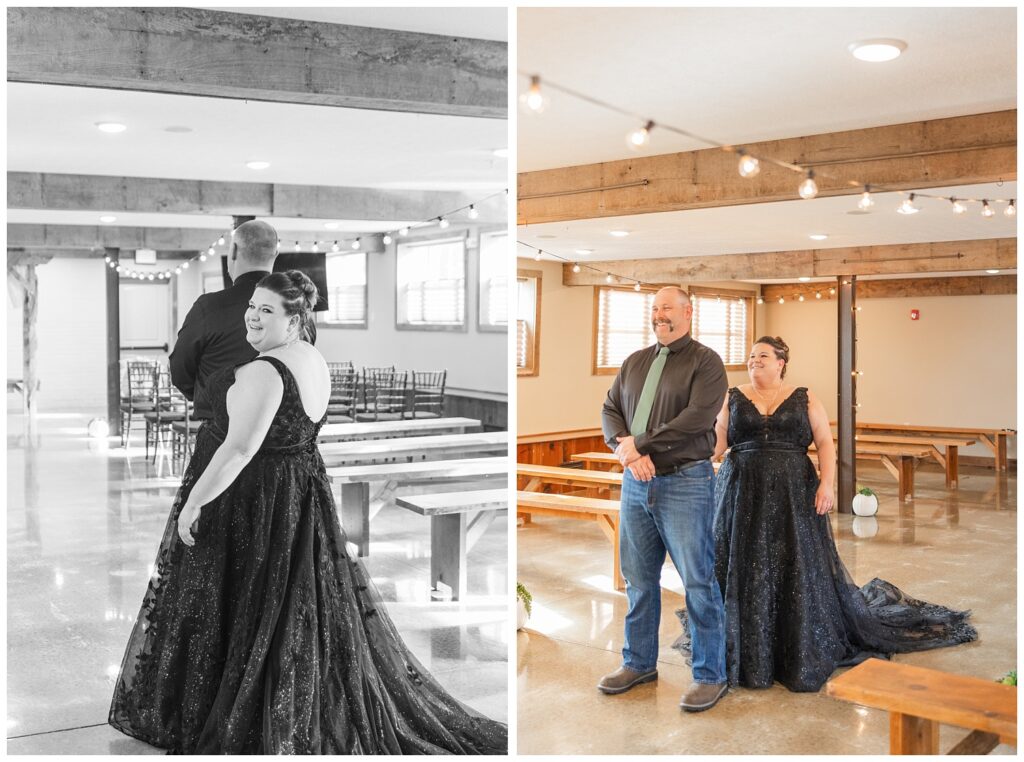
[{"xmin": 619, "ymin": 460, "xmax": 726, "ymax": 684}]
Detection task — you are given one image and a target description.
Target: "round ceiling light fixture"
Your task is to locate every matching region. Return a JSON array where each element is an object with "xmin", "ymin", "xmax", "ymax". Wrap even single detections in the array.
[
  {"xmin": 99, "ymin": 215, "xmax": 117, "ymax": 223},
  {"xmin": 809, "ymin": 233, "xmax": 829, "ymax": 241},
  {"xmin": 609, "ymin": 230, "xmax": 630, "ymax": 238},
  {"xmin": 95, "ymin": 122, "xmax": 127, "ymax": 133},
  {"xmin": 324, "ymin": 222, "xmax": 340, "ymax": 230},
  {"xmin": 246, "ymin": 161, "xmax": 271, "ymax": 170},
  {"xmin": 848, "ymin": 39, "xmax": 907, "ymax": 63}
]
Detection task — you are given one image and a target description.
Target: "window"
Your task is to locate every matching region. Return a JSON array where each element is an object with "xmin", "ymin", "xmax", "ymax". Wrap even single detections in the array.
[
  {"xmin": 592, "ymin": 286, "xmax": 657, "ymax": 375},
  {"xmin": 321, "ymin": 252, "xmax": 367, "ymax": 328},
  {"xmin": 516, "ymin": 269, "xmax": 541, "ymax": 376},
  {"xmin": 477, "ymin": 230, "xmax": 508, "ymax": 331},
  {"xmin": 689, "ymin": 287, "xmax": 754, "ymax": 369},
  {"xmin": 396, "ymin": 237, "xmax": 466, "ymax": 330}
]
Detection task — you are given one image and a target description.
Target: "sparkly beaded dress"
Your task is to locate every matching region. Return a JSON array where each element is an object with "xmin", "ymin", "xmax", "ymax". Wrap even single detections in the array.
[
  {"xmin": 683, "ymin": 387, "xmax": 976, "ymax": 693},
  {"xmin": 109, "ymin": 356, "xmax": 507, "ymax": 754}
]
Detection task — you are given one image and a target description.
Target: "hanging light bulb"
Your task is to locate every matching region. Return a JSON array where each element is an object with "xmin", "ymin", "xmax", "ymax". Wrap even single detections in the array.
[
  {"xmin": 798, "ymin": 294, "xmax": 805, "ymax": 302},
  {"xmin": 778, "ymin": 296, "xmax": 785, "ymax": 304},
  {"xmin": 115, "ymin": 265, "xmax": 122, "ymax": 273},
  {"xmin": 829, "ymin": 287, "xmax": 837, "ymax": 295},
  {"xmin": 815, "ymin": 291, "xmax": 822, "ymax": 300},
  {"xmin": 382, "ymin": 233, "xmax": 393, "ymax": 245},
  {"xmin": 351, "ymin": 238, "xmax": 361, "ymax": 250},
  {"xmin": 896, "ymin": 193, "xmax": 920, "ymax": 215},
  {"xmin": 1005, "ymin": 199, "xmax": 1016, "ymax": 217},
  {"xmin": 520, "ymin": 75, "xmax": 549, "ymax": 114},
  {"xmin": 951, "ymin": 197, "xmax": 966, "ymax": 214},
  {"xmin": 148, "ymin": 274, "xmax": 155, "ymax": 281},
  {"xmin": 104, "ymin": 256, "xmax": 111, "ymax": 263},
  {"xmin": 217, "ymin": 236, "xmax": 225, "ymax": 246},
  {"xmin": 467, "ymin": 205, "xmax": 479, "ymax": 220},
  {"xmin": 737, "ymin": 150, "xmax": 760, "ymax": 178},
  {"xmin": 798, "ymin": 170, "xmax": 818, "ymax": 200},
  {"xmin": 626, "ymin": 120, "xmax": 655, "ymax": 151},
  {"xmin": 331, "ymin": 242, "xmax": 340, "ymax": 253},
  {"xmin": 534, "ymin": 249, "xmax": 542, "ymax": 261},
  {"xmin": 199, "ymin": 254, "xmax": 207, "ymax": 262},
  {"xmin": 756, "ymin": 296, "xmax": 764, "ymax": 305},
  {"xmin": 857, "ymin": 185, "xmax": 875, "ymax": 210},
  {"xmin": 605, "ymin": 273, "xmax": 614, "ymax": 284},
  {"xmin": 294, "ymin": 242, "xmax": 301, "ymax": 252},
  {"xmin": 174, "ymin": 267, "xmax": 182, "ymax": 275},
  {"xmin": 181, "ymin": 261, "xmax": 189, "ymax": 269},
  {"xmin": 634, "ymin": 282, "xmax": 641, "ymax": 292},
  {"xmin": 981, "ymin": 200, "xmax": 994, "ymax": 218},
  {"xmin": 438, "ymin": 217, "xmax": 450, "ymax": 229},
  {"xmin": 399, "ymin": 227, "xmax": 409, "ymax": 237},
  {"xmin": 276, "ymin": 241, "xmax": 282, "ymax": 251},
  {"xmin": 311, "ymin": 241, "xmax": 319, "ymax": 252},
  {"xmin": 571, "ymin": 262, "xmax": 581, "ymax": 273}
]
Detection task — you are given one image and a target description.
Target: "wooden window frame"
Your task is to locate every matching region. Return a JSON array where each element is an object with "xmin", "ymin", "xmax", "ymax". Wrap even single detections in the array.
[
  {"xmin": 687, "ymin": 285, "xmax": 755, "ymax": 370},
  {"xmin": 394, "ymin": 234, "xmax": 468, "ymax": 333},
  {"xmin": 591, "ymin": 284, "xmax": 660, "ymax": 376},
  {"xmin": 319, "ymin": 251, "xmax": 369, "ymax": 330},
  {"xmin": 516, "ymin": 268, "xmax": 542, "ymax": 377},
  {"xmin": 476, "ymin": 227, "xmax": 509, "ymax": 334}
]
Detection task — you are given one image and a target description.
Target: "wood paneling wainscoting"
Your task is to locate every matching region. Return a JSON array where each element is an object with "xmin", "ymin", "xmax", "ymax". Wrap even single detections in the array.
[
  {"xmin": 517, "ymin": 428, "xmax": 612, "ymax": 496},
  {"xmin": 445, "ymin": 389, "xmax": 507, "ymax": 431}
]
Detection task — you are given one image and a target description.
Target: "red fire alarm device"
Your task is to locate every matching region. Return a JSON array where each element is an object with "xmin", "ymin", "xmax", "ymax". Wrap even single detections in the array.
[{"xmin": 910, "ymin": 309, "xmax": 920, "ymax": 321}]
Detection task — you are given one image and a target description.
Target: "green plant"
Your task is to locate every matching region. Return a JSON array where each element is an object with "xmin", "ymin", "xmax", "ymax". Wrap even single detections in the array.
[
  {"xmin": 516, "ymin": 582, "xmax": 533, "ymax": 618},
  {"xmin": 857, "ymin": 485, "xmax": 877, "ymax": 497},
  {"xmin": 998, "ymin": 670, "xmax": 1016, "ymax": 686}
]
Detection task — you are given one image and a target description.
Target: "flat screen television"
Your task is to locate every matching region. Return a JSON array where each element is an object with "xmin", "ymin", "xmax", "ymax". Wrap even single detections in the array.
[{"xmin": 220, "ymin": 252, "xmax": 328, "ymax": 312}]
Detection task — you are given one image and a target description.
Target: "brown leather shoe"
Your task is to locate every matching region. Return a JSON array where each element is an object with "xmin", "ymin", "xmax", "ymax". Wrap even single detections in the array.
[
  {"xmin": 679, "ymin": 681, "xmax": 728, "ymax": 712},
  {"xmin": 597, "ymin": 666, "xmax": 658, "ymax": 695}
]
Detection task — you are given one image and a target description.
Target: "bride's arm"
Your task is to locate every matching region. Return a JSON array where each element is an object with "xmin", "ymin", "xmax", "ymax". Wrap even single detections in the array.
[
  {"xmin": 806, "ymin": 389, "xmax": 836, "ymax": 514},
  {"xmin": 178, "ymin": 362, "xmax": 283, "ymax": 545},
  {"xmin": 712, "ymin": 392, "xmax": 730, "ymax": 461}
]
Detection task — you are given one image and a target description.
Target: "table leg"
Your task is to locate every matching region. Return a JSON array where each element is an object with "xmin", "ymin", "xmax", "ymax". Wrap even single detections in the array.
[
  {"xmin": 945, "ymin": 445, "xmax": 959, "ymax": 489},
  {"xmin": 340, "ymin": 481, "xmax": 370, "ymax": 557},
  {"xmin": 431, "ymin": 513, "xmax": 468, "ymax": 601},
  {"xmin": 897, "ymin": 455, "xmax": 915, "ymax": 502},
  {"xmin": 996, "ymin": 432, "xmax": 1008, "ymax": 472},
  {"xmin": 889, "ymin": 712, "xmax": 939, "ymax": 754}
]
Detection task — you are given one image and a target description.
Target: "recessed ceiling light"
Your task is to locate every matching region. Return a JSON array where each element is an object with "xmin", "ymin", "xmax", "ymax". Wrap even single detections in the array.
[
  {"xmin": 324, "ymin": 222, "xmax": 340, "ymax": 230},
  {"xmin": 575, "ymin": 249, "xmax": 594, "ymax": 255},
  {"xmin": 849, "ymin": 39, "xmax": 907, "ymax": 63},
  {"xmin": 164, "ymin": 125, "xmax": 193, "ymax": 133},
  {"xmin": 95, "ymin": 122, "xmax": 126, "ymax": 133},
  {"xmin": 99, "ymin": 215, "xmax": 117, "ymax": 223},
  {"xmin": 537, "ymin": 234, "xmax": 557, "ymax": 239},
  {"xmin": 610, "ymin": 230, "xmax": 630, "ymax": 237},
  {"xmin": 798, "ymin": 276, "xmax": 811, "ymax": 282},
  {"xmin": 493, "ymin": 148, "xmax": 509, "ymax": 158},
  {"xmin": 986, "ymin": 269, "xmax": 1001, "ymax": 274},
  {"xmin": 246, "ymin": 161, "xmax": 270, "ymax": 170},
  {"xmin": 809, "ymin": 233, "xmax": 828, "ymax": 241}
]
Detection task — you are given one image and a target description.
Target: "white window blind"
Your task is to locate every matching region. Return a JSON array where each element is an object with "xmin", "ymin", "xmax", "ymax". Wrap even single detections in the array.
[
  {"xmin": 691, "ymin": 293, "xmax": 749, "ymax": 365},
  {"xmin": 396, "ymin": 238, "xmax": 465, "ymax": 327},
  {"xmin": 324, "ymin": 252, "xmax": 367, "ymax": 325},
  {"xmin": 596, "ymin": 287, "xmax": 656, "ymax": 368},
  {"xmin": 479, "ymin": 232, "xmax": 508, "ymax": 327},
  {"xmin": 516, "ymin": 319, "xmax": 528, "ymax": 368}
]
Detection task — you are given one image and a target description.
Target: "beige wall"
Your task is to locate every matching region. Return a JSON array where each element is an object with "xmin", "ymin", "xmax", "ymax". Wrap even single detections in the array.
[{"xmin": 516, "ymin": 258, "xmax": 760, "ymax": 435}]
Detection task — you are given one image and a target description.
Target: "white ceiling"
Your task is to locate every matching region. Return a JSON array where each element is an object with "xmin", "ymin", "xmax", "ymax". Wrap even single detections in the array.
[
  {"xmin": 516, "ymin": 7, "xmax": 1016, "ymax": 279},
  {"xmin": 7, "ymin": 7, "xmax": 508, "ymax": 234}
]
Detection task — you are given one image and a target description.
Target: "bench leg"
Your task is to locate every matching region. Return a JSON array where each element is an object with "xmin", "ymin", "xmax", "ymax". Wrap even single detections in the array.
[
  {"xmin": 996, "ymin": 433, "xmax": 1007, "ymax": 472},
  {"xmin": 897, "ymin": 455, "xmax": 915, "ymax": 501},
  {"xmin": 596, "ymin": 514, "xmax": 623, "ymax": 591},
  {"xmin": 890, "ymin": 712, "xmax": 938, "ymax": 754},
  {"xmin": 946, "ymin": 445, "xmax": 959, "ymax": 489},
  {"xmin": 340, "ymin": 481, "xmax": 370, "ymax": 557},
  {"xmin": 431, "ymin": 513, "xmax": 468, "ymax": 601}
]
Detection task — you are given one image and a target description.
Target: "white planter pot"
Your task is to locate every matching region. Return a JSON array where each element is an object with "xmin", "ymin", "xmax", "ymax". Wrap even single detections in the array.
[
  {"xmin": 852, "ymin": 493, "xmax": 878, "ymax": 517},
  {"xmin": 516, "ymin": 598, "xmax": 529, "ymax": 630},
  {"xmin": 852, "ymin": 516, "xmax": 879, "ymax": 538}
]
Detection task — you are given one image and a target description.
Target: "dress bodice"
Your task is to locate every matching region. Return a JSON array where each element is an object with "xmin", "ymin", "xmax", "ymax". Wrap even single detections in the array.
[
  {"xmin": 205, "ymin": 355, "xmax": 326, "ymax": 450},
  {"xmin": 726, "ymin": 386, "xmax": 813, "ymax": 450}
]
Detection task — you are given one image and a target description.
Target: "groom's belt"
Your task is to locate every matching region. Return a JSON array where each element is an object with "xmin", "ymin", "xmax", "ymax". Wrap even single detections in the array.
[{"xmin": 729, "ymin": 441, "xmax": 807, "ymax": 454}]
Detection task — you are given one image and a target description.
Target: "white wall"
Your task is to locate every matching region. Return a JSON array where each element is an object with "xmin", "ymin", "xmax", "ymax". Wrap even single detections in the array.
[
  {"xmin": 517, "ymin": 258, "xmax": 759, "ymax": 435},
  {"xmin": 764, "ymin": 293, "xmax": 1017, "ymax": 459}
]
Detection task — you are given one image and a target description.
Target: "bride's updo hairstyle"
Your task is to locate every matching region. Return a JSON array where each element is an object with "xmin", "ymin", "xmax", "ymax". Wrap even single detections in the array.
[
  {"xmin": 753, "ymin": 335, "xmax": 790, "ymax": 378},
  {"xmin": 257, "ymin": 270, "xmax": 318, "ymax": 343}
]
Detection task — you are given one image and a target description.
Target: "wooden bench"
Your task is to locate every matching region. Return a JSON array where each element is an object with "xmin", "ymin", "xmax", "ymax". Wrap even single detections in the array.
[
  {"xmin": 395, "ymin": 489, "xmax": 507, "ymax": 601},
  {"xmin": 327, "ymin": 457, "xmax": 507, "ymax": 556},
  {"xmin": 571, "ymin": 451, "xmax": 727, "ymax": 474},
  {"xmin": 516, "ymin": 490, "xmax": 624, "ymax": 590},
  {"xmin": 319, "ymin": 431, "xmax": 507, "ymax": 467},
  {"xmin": 318, "ymin": 416, "xmax": 481, "ymax": 443},
  {"xmin": 834, "ymin": 422, "xmax": 1016, "ymax": 472},
  {"xmin": 826, "ymin": 658, "xmax": 1016, "ymax": 754},
  {"xmin": 517, "ymin": 463, "xmax": 623, "ymax": 497},
  {"xmin": 850, "ymin": 434, "xmax": 976, "ymax": 489}
]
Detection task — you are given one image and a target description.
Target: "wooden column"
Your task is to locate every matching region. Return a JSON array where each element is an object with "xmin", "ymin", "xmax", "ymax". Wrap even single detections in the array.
[
  {"xmin": 22, "ymin": 263, "xmax": 38, "ymax": 416},
  {"xmin": 837, "ymin": 276, "xmax": 857, "ymax": 514},
  {"xmin": 105, "ymin": 247, "xmax": 121, "ymax": 436}
]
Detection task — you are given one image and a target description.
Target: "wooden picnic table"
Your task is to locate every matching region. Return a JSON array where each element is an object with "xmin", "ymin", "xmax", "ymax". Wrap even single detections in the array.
[
  {"xmin": 847, "ymin": 434, "xmax": 976, "ymax": 488},
  {"xmin": 327, "ymin": 456, "xmax": 507, "ymax": 556},
  {"xmin": 833, "ymin": 422, "xmax": 1015, "ymax": 471},
  {"xmin": 395, "ymin": 489, "xmax": 507, "ymax": 602},
  {"xmin": 317, "ymin": 417, "xmax": 481, "ymax": 443},
  {"xmin": 318, "ymin": 431, "xmax": 507, "ymax": 467}
]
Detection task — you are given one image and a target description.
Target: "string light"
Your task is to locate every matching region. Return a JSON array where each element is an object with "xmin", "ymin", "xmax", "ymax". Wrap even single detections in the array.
[
  {"xmin": 399, "ymin": 227, "xmax": 410, "ymax": 237},
  {"xmin": 815, "ymin": 291, "xmax": 822, "ymax": 299},
  {"xmin": 438, "ymin": 217, "xmax": 450, "ymax": 229},
  {"xmin": 951, "ymin": 197, "xmax": 966, "ymax": 215},
  {"xmin": 217, "ymin": 236, "xmax": 225, "ymax": 246},
  {"xmin": 798, "ymin": 170, "xmax": 818, "ymax": 200},
  {"xmin": 311, "ymin": 242, "xmax": 319, "ymax": 253},
  {"xmin": 331, "ymin": 242, "xmax": 340, "ymax": 253},
  {"xmin": 896, "ymin": 193, "xmax": 919, "ymax": 215},
  {"xmin": 626, "ymin": 120, "xmax": 655, "ymax": 150},
  {"xmin": 737, "ymin": 149, "xmax": 760, "ymax": 178},
  {"xmin": 467, "ymin": 205, "xmax": 479, "ymax": 220},
  {"xmin": 534, "ymin": 249, "xmax": 542, "ymax": 261},
  {"xmin": 572, "ymin": 262, "xmax": 581, "ymax": 273},
  {"xmin": 351, "ymin": 238, "xmax": 361, "ymax": 250},
  {"xmin": 521, "ymin": 75, "xmax": 548, "ymax": 113},
  {"xmin": 382, "ymin": 233, "xmax": 393, "ymax": 245},
  {"xmin": 829, "ymin": 287, "xmax": 837, "ymax": 295},
  {"xmin": 756, "ymin": 296, "xmax": 764, "ymax": 305},
  {"xmin": 181, "ymin": 261, "xmax": 189, "ymax": 269},
  {"xmin": 778, "ymin": 296, "xmax": 785, "ymax": 304},
  {"xmin": 294, "ymin": 242, "xmax": 301, "ymax": 252},
  {"xmin": 199, "ymin": 254, "xmax": 207, "ymax": 262},
  {"xmin": 1005, "ymin": 199, "xmax": 1016, "ymax": 217},
  {"xmin": 857, "ymin": 185, "xmax": 874, "ymax": 210},
  {"xmin": 981, "ymin": 200, "xmax": 994, "ymax": 218},
  {"xmin": 798, "ymin": 294, "xmax": 805, "ymax": 302},
  {"xmin": 633, "ymin": 282, "xmax": 641, "ymax": 292},
  {"xmin": 606, "ymin": 274, "xmax": 614, "ymax": 283}
]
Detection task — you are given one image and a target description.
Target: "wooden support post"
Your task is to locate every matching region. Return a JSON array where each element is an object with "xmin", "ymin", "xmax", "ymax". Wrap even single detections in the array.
[
  {"xmin": 22, "ymin": 263, "xmax": 38, "ymax": 417},
  {"xmin": 837, "ymin": 276, "xmax": 857, "ymax": 514},
  {"xmin": 889, "ymin": 712, "xmax": 939, "ymax": 754},
  {"xmin": 105, "ymin": 247, "xmax": 121, "ymax": 436},
  {"xmin": 432, "ymin": 513, "xmax": 469, "ymax": 601}
]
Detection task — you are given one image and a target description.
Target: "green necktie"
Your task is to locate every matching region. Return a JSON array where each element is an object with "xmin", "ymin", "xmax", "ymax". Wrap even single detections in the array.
[{"xmin": 630, "ymin": 346, "xmax": 670, "ymax": 436}]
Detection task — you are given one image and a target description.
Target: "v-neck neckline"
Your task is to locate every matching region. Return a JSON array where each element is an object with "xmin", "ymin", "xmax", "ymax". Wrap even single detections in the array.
[{"xmin": 736, "ymin": 386, "xmax": 801, "ymax": 419}]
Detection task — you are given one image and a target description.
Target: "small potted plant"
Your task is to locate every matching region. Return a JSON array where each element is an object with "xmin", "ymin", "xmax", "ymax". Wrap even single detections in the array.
[
  {"xmin": 852, "ymin": 485, "xmax": 878, "ymax": 517},
  {"xmin": 516, "ymin": 582, "xmax": 533, "ymax": 630},
  {"xmin": 998, "ymin": 670, "xmax": 1016, "ymax": 686}
]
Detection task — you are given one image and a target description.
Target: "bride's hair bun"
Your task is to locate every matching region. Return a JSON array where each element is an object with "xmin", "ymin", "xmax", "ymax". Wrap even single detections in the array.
[
  {"xmin": 287, "ymin": 270, "xmax": 318, "ymax": 311},
  {"xmin": 753, "ymin": 335, "xmax": 790, "ymax": 378}
]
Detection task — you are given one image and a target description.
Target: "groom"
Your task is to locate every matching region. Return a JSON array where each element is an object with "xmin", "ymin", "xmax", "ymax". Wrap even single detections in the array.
[{"xmin": 598, "ymin": 286, "xmax": 729, "ymax": 712}]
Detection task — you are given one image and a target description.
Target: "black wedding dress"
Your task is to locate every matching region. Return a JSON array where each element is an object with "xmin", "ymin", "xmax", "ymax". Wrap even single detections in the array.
[
  {"xmin": 678, "ymin": 387, "xmax": 977, "ymax": 693},
  {"xmin": 109, "ymin": 356, "xmax": 507, "ymax": 754}
]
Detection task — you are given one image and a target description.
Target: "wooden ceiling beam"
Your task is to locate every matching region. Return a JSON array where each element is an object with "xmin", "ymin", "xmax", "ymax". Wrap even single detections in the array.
[
  {"xmin": 8, "ymin": 172, "xmax": 502, "ymax": 223},
  {"xmin": 560, "ymin": 238, "xmax": 1017, "ymax": 284},
  {"xmin": 7, "ymin": 7, "xmax": 506, "ymax": 119},
  {"xmin": 518, "ymin": 111, "xmax": 1016, "ymax": 225},
  {"xmin": 761, "ymin": 274, "xmax": 1016, "ymax": 300}
]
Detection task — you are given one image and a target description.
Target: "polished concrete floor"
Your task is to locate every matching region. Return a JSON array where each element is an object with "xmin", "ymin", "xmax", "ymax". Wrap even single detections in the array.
[
  {"xmin": 7, "ymin": 413, "xmax": 508, "ymax": 754},
  {"xmin": 517, "ymin": 460, "xmax": 1016, "ymax": 755}
]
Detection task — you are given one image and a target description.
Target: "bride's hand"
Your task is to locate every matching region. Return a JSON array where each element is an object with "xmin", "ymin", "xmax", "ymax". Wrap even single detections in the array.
[
  {"xmin": 814, "ymin": 484, "xmax": 835, "ymax": 515},
  {"xmin": 177, "ymin": 502, "xmax": 202, "ymax": 547}
]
